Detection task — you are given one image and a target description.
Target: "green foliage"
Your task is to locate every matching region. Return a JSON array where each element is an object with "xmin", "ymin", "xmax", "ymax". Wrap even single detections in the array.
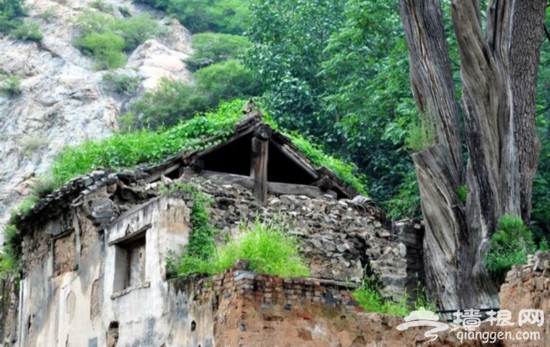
[
  {"xmin": 76, "ymin": 31, "xmax": 126, "ymax": 69},
  {"xmin": 37, "ymin": 7, "xmax": 57, "ymax": 23},
  {"xmin": 127, "ymin": 61, "xmax": 261, "ymax": 130},
  {"xmin": 352, "ymin": 277, "xmax": 409, "ymax": 316},
  {"xmin": 75, "ymin": 11, "xmax": 159, "ymax": 69},
  {"xmin": 101, "ymin": 71, "xmax": 140, "ymax": 96},
  {"xmin": 0, "ymin": 76, "xmax": 22, "ymax": 97},
  {"xmin": 50, "ymin": 98, "xmax": 365, "ymax": 202},
  {"xmin": 214, "ymin": 218, "xmax": 309, "ymax": 277},
  {"xmin": 484, "ymin": 215, "xmax": 534, "ymax": 282},
  {"xmin": 287, "ymin": 133, "xmax": 367, "ymax": 195},
  {"xmin": 174, "ymin": 217, "xmax": 310, "ymax": 278},
  {"xmin": 0, "ymin": 0, "xmax": 25, "ymax": 34},
  {"xmin": 195, "ymin": 60, "xmax": 262, "ymax": 102},
  {"xmin": 457, "ymin": 185, "xmax": 468, "ymax": 204},
  {"xmin": 186, "ymin": 33, "xmax": 252, "ymax": 71},
  {"xmin": 126, "ymin": 79, "xmax": 198, "ymax": 130},
  {"xmin": 11, "ymin": 20, "xmax": 43, "ymax": 41},
  {"xmin": 90, "ymin": 0, "xmax": 112, "ymax": 12},
  {"xmin": 51, "ymin": 99, "xmax": 246, "ymax": 187},
  {"xmin": 115, "ymin": 14, "xmax": 161, "ymax": 51},
  {"xmin": 405, "ymin": 114, "xmax": 436, "ymax": 152},
  {"xmin": 135, "ymin": 0, "xmax": 248, "ymax": 34},
  {"xmin": 247, "ymin": 0, "xmax": 345, "ymax": 134},
  {"xmin": 247, "ymin": 0, "xmax": 416, "ymax": 208},
  {"xmin": 386, "ymin": 170, "xmax": 421, "ymax": 220},
  {"xmin": 0, "ymin": 224, "xmax": 20, "ymax": 277}
]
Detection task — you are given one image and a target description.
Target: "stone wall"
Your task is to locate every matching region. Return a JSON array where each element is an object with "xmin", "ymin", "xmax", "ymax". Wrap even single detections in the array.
[
  {"xmin": 496, "ymin": 251, "xmax": 550, "ymax": 346},
  {"xmin": 184, "ymin": 176, "xmax": 420, "ymax": 301},
  {"xmin": 395, "ymin": 220, "xmax": 425, "ymax": 302},
  {"xmin": 8, "ymin": 168, "xmax": 427, "ymax": 346}
]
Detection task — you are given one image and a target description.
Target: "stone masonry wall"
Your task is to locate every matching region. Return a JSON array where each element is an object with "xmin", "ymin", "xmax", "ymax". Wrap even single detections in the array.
[
  {"xmin": 496, "ymin": 251, "xmax": 550, "ymax": 346},
  {"xmin": 185, "ymin": 176, "xmax": 417, "ymax": 301}
]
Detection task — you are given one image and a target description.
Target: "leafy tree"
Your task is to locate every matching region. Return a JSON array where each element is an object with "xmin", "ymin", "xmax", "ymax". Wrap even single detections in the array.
[
  {"xmin": 195, "ymin": 60, "xmax": 262, "ymax": 102},
  {"xmin": 320, "ymin": 0, "xmax": 416, "ymax": 211},
  {"xmin": 246, "ymin": 0, "xmax": 346, "ymax": 135},
  {"xmin": 399, "ymin": 0, "xmax": 546, "ymax": 309},
  {"xmin": 126, "ymin": 61, "xmax": 262, "ymax": 130},
  {"xmin": 135, "ymin": 0, "xmax": 248, "ymax": 34}
]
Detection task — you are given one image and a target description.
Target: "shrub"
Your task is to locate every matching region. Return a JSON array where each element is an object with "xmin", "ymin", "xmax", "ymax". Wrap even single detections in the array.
[
  {"xmin": 185, "ymin": 33, "xmax": 252, "ymax": 71},
  {"xmin": 127, "ymin": 61, "xmax": 262, "ymax": 130},
  {"xmin": 11, "ymin": 20, "xmax": 43, "ymax": 41},
  {"xmin": 127, "ymin": 79, "xmax": 198, "ymax": 130},
  {"xmin": 484, "ymin": 215, "xmax": 534, "ymax": 281},
  {"xmin": 90, "ymin": 0, "xmax": 112, "ymax": 13},
  {"xmin": 135, "ymin": 0, "xmax": 248, "ymax": 34},
  {"xmin": 76, "ymin": 31, "xmax": 127, "ymax": 69},
  {"xmin": 0, "ymin": 76, "xmax": 22, "ymax": 97},
  {"xmin": 457, "ymin": 184, "xmax": 468, "ymax": 203},
  {"xmin": 114, "ymin": 14, "xmax": 160, "ymax": 51},
  {"xmin": 75, "ymin": 11, "xmax": 159, "ymax": 69},
  {"xmin": 102, "ymin": 71, "xmax": 140, "ymax": 96},
  {"xmin": 0, "ymin": 0, "xmax": 25, "ymax": 34}
]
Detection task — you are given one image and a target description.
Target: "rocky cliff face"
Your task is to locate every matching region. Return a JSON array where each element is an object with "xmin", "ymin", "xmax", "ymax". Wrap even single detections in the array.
[{"xmin": 0, "ymin": 0, "xmax": 193, "ymax": 240}]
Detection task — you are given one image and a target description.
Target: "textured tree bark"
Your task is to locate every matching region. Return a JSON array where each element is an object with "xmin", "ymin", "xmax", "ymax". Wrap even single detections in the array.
[
  {"xmin": 399, "ymin": 0, "xmax": 469, "ymax": 310},
  {"xmin": 399, "ymin": 0, "xmax": 545, "ymax": 309}
]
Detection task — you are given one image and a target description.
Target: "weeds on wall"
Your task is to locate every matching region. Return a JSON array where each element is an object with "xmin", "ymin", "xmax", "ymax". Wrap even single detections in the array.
[
  {"xmin": 0, "ymin": 225, "xmax": 21, "ymax": 278},
  {"xmin": 167, "ymin": 192, "xmax": 310, "ymax": 278},
  {"xmin": 352, "ymin": 277, "xmax": 409, "ymax": 316}
]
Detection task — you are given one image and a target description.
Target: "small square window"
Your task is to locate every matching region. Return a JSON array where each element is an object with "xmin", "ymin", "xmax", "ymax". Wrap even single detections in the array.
[{"xmin": 110, "ymin": 224, "xmax": 150, "ymax": 293}]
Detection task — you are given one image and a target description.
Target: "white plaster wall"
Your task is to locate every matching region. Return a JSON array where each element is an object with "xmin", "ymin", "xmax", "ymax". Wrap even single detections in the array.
[{"xmin": 18, "ymin": 194, "xmax": 215, "ymax": 347}]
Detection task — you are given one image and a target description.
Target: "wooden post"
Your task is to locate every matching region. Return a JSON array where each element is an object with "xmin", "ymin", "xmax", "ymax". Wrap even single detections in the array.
[{"xmin": 251, "ymin": 124, "xmax": 271, "ymax": 204}]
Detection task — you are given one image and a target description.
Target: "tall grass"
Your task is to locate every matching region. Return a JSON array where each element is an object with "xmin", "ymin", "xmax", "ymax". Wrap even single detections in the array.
[{"xmin": 174, "ymin": 218, "xmax": 310, "ymax": 278}]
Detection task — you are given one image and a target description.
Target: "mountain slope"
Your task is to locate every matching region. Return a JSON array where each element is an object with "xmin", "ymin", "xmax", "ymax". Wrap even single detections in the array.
[{"xmin": 0, "ymin": 0, "xmax": 193, "ymax": 240}]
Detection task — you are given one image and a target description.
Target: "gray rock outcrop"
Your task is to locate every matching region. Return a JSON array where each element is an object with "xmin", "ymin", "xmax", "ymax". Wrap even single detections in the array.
[{"xmin": 0, "ymin": 0, "xmax": 194, "ymax": 240}]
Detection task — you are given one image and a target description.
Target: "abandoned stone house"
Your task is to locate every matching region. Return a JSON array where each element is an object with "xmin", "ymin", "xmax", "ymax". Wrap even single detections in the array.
[{"xmin": 6, "ymin": 107, "xmax": 424, "ymax": 346}]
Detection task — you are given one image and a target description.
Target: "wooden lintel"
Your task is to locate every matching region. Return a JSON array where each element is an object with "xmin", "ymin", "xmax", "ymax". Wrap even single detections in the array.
[
  {"xmin": 251, "ymin": 137, "xmax": 269, "ymax": 204},
  {"xmin": 144, "ymin": 163, "xmax": 181, "ymax": 183},
  {"xmin": 198, "ymin": 170, "xmax": 333, "ymax": 198},
  {"xmin": 192, "ymin": 126, "xmax": 257, "ymax": 160}
]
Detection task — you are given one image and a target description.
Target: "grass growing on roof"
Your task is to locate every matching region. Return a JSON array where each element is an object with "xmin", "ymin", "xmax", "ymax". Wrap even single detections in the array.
[
  {"xmin": 288, "ymin": 133, "xmax": 367, "ymax": 195},
  {"xmin": 51, "ymin": 99, "xmax": 246, "ymax": 187}
]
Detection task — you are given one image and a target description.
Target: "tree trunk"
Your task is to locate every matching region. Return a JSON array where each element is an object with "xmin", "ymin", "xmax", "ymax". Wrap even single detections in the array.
[
  {"xmin": 399, "ymin": 0, "xmax": 466, "ymax": 310},
  {"xmin": 399, "ymin": 0, "xmax": 545, "ymax": 309}
]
